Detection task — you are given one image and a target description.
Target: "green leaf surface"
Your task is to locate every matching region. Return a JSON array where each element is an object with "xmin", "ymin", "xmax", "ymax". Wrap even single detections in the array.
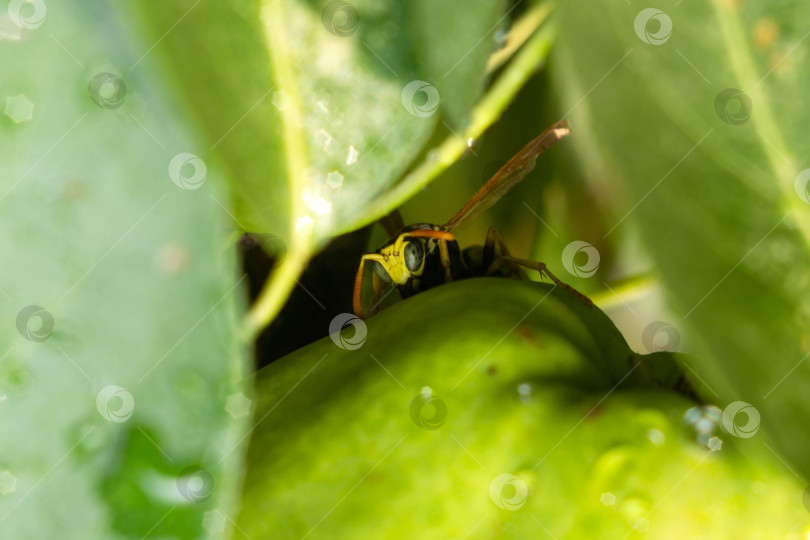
[
  {"xmin": 129, "ymin": 0, "xmax": 509, "ymax": 242},
  {"xmin": 408, "ymin": 0, "xmax": 507, "ymax": 129},
  {"xmin": 0, "ymin": 3, "xmax": 248, "ymax": 538},
  {"xmin": 126, "ymin": 0, "xmax": 289, "ymax": 237},
  {"xmin": 553, "ymin": 0, "xmax": 810, "ymax": 478},
  {"xmin": 347, "ymin": 4, "xmax": 559, "ymax": 237},
  {"xmin": 237, "ymin": 279, "xmax": 807, "ymax": 539}
]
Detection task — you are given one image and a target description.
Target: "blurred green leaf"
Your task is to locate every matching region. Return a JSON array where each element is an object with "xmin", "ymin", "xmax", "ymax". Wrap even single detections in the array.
[
  {"xmin": 130, "ymin": 0, "xmax": 508, "ymax": 242},
  {"xmin": 237, "ymin": 279, "xmax": 807, "ymax": 539},
  {"xmin": 0, "ymin": 3, "xmax": 248, "ymax": 538},
  {"xmin": 408, "ymin": 0, "xmax": 506, "ymax": 129},
  {"xmin": 345, "ymin": 6, "xmax": 559, "ymax": 236},
  {"xmin": 127, "ymin": 0, "xmax": 289, "ymax": 237},
  {"xmin": 553, "ymin": 0, "xmax": 810, "ymax": 478}
]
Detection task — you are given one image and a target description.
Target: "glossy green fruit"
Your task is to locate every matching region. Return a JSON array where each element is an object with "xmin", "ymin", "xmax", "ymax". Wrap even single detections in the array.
[{"xmin": 236, "ymin": 279, "xmax": 807, "ymax": 539}]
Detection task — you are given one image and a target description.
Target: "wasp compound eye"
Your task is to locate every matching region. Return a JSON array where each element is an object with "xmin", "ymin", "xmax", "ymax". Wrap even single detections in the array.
[
  {"xmin": 404, "ymin": 240, "xmax": 424, "ymax": 272},
  {"xmin": 373, "ymin": 261, "xmax": 392, "ymax": 283}
]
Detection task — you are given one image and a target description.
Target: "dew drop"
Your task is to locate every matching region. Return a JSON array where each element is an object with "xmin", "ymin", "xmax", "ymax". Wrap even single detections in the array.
[
  {"xmin": 517, "ymin": 382, "xmax": 533, "ymax": 402},
  {"xmin": 328, "ymin": 110, "xmax": 344, "ymax": 126},
  {"xmin": 302, "ymin": 189, "xmax": 332, "ymax": 215},
  {"xmin": 0, "ymin": 470, "xmax": 17, "ymax": 495},
  {"xmin": 324, "ymin": 137, "xmax": 340, "ymax": 155},
  {"xmin": 646, "ymin": 428, "xmax": 665, "ymax": 446},
  {"xmin": 225, "ymin": 392, "xmax": 251, "ymax": 419},
  {"xmin": 346, "ymin": 145, "xmax": 359, "ymax": 166},
  {"xmin": 600, "ymin": 492, "xmax": 616, "ymax": 506},
  {"xmin": 4, "ymin": 94, "xmax": 34, "ymax": 123},
  {"xmin": 695, "ymin": 418, "xmax": 715, "ymax": 434},
  {"xmin": 315, "ymin": 129, "xmax": 333, "ymax": 149},
  {"xmin": 326, "ymin": 171, "xmax": 344, "ymax": 189}
]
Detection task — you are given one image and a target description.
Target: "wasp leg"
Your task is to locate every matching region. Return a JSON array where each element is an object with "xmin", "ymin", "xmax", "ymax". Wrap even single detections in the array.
[
  {"xmin": 369, "ymin": 272, "xmax": 384, "ymax": 315},
  {"xmin": 353, "ymin": 255, "xmax": 369, "ymax": 319},
  {"xmin": 354, "ymin": 253, "xmax": 395, "ymax": 319},
  {"xmin": 486, "ymin": 254, "xmax": 593, "ymax": 307},
  {"xmin": 482, "ymin": 227, "xmax": 526, "ymax": 279},
  {"xmin": 438, "ymin": 238, "xmax": 454, "ymax": 282},
  {"xmin": 353, "ymin": 254, "xmax": 388, "ymax": 319}
]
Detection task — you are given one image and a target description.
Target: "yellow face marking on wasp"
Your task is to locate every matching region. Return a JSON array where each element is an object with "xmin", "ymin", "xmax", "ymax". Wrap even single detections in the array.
[{"xmin": 373, "ymin": 235, "xmax": 426, "ymax": 285}]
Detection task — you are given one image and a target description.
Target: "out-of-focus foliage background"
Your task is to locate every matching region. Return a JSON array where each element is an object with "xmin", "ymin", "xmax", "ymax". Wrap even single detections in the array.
[{"xmin": 2, "ymin": 0, "xmax": 810, "ymax": 538}]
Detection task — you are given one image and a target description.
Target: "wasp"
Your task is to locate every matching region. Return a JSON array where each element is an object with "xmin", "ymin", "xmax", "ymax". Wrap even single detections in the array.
[{"xmin": 353, "ymin": 120, "xmax": 591, "ymax": 318}]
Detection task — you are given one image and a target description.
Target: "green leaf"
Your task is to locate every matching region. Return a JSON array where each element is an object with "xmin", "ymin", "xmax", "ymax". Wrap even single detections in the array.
[
  {"xmin": 0, "ymin": 3, "xmax": 248, "ymax": 538},
  {"xmin": 552, "ymin": 0, "xmax": 810, "ymax": 477},
  {"xmin": 342, "ymin": 6, "xmax": 559, "ymax": 236},
  {"xmin": 130, "ymin": 0, "xmax": 448, "ymax": 240},
  {"xmin": 408, "ymin": 0, "xmax": 507, "ymax": 129},
  {"xmin": 236, "ymin": 279, "xmax": 807, "ymax": 538},
  {"xmin": 126, "ymin": 0, "xmax": 289, "ymax": 237}
]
